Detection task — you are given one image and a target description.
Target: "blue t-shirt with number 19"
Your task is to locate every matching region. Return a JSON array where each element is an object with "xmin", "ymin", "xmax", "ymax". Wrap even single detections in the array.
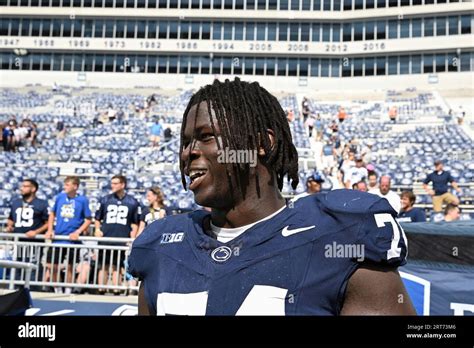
[{"xmin": 53, "ymin": 193, "xmax": 91, "ymax": 243}]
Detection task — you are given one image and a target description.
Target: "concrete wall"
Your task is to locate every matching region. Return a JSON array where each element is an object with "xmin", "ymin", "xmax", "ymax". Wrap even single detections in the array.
[{"xmin": 1, "ymin": 70, "xmax": 473, "ymax": 93}]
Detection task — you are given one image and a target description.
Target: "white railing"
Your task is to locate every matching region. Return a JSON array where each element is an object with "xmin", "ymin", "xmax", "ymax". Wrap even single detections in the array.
[{"xmin": 0, "ymin": 233, "xmax": 138, "ymax": 294}]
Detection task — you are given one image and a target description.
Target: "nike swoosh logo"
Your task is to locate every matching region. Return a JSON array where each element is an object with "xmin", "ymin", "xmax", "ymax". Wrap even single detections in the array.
[{"xmin": 281, "ymin": 225, "xmax": 316, "ymax": 237}]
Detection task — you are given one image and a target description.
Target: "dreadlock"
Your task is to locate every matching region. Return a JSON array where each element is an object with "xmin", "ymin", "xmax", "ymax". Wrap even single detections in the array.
[{"xmin": 179, "ymin": 77, "xmax": 299, "ymax": 201}]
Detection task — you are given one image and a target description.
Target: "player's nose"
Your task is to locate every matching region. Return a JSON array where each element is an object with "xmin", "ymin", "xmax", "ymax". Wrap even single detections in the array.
[{"xmin": 181, "ymin": 141, "xmax": 202, "ymax": 163}]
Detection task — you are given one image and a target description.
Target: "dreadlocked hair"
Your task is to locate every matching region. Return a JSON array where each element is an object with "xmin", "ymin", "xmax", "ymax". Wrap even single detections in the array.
[{"xmin": 179, "ymin": 77, "xmax": 299, "ymax": 201}]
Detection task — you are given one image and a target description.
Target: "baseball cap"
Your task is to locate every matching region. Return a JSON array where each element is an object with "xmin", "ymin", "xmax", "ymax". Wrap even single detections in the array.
[
  {"xmin": 306, "ymin": 174, "xmax": 325, "ymax": 184},
  {"xmin": 355, "ymin": 154, "xmax": 363, "ymax": 161}
]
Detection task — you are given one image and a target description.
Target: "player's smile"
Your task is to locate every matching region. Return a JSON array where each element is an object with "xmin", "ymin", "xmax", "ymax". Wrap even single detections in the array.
[{"xmin": 187, "ymin": 167, "xmax": 208, "ymax": 190}]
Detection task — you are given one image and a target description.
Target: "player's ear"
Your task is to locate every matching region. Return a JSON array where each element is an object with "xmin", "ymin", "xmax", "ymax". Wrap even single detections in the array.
[{"xmin": 257, "ymin": 129, "xmax": 275, "ymax": 156}]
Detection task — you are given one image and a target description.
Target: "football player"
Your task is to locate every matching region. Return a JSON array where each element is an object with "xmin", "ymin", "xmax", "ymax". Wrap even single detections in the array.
[
  {"xmin": 129, "ymin": 78, "xmax": 415, "ymax": 315},
  {"xmin": 7, "ymin": 179, "xmax": 49, "ymax": 285},
  {"xmin": 7, "ymin": 179, "xmax": 49, "ymax": 239},
  {"xmin": 95, "ymin": 175, "xmax": 140, "ymax": 294}
]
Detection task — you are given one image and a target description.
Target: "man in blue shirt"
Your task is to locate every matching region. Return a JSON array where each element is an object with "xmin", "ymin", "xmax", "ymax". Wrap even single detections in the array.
[
  {"xmin": 398, "ymin": 191, "xmax": 426, "ymax": 223},
  {"xmin": 95, "ymin": 175, "xmax": 140, "ymax": 294},
  {"xmin": 44, "ymin": 176, "xmax": 92, "ymax": 294},
  {"xmin": 423, "ymin": 160, "xmax": 461, "ymax": 212},
  {"xmin": 150, "ymin": 118, "xmax": 163, "ymax": 147}
]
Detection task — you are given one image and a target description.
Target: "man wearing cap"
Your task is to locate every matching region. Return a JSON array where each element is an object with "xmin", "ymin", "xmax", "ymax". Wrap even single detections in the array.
[
  {"xmin": 306, "ymin": 175, "xmax": 325, "ymax": 194},
  {"xmin": 423, "ymin": 160, "xmax": 461, "ymax": 212},
  {"xmin": 344, "ymin": 155, "xmax": 368, "ymax": 189}
]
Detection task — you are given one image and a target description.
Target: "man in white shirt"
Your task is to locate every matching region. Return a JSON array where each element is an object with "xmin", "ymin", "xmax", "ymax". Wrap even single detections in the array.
[
  {"xmin": 369, "ymin": 175, "xmax": 401, "ymax": 213},
  {"xmin": 344, "ymin": 155, "xmax": 368, "ymax": 189}
]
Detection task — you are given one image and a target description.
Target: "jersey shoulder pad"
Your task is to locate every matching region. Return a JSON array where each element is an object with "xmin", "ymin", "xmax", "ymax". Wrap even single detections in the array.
[
  {"xmin": 314, "ymin": 190, "xmax": 406, "ymax": 266},
  {"xmin": 315, "ymin": 189, "xmax": 396, "ymax": 215}
]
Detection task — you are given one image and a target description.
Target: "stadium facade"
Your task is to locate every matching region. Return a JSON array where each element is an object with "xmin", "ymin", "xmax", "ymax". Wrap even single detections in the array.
[{"xmin": 0, "ymin": 0, "xmax": 473, "ymax": 89}]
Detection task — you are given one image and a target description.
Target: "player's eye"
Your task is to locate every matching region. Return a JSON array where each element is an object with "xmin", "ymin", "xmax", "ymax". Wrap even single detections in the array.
[{"xmin": 201, "ymin": 133, "xmax": 214, "ymax": 141}]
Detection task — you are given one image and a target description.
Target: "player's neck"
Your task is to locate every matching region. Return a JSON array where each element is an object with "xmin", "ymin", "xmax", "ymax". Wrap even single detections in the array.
[
  {"xmin": 22, "ymin": 195, "xmax": 35, "ymax": 203},
  {"xmin": 115, "ymin": 191, "xmax": 126, "ymax": 199},
  {"xmin": 66, "ymin": 191, "xmax": 78, "ymax": 198},
  {"xmin": 404, "ymin": 206, "xmax": 413, "ymax": 212},
  {"xmin": 211, "ymin": 190, "xmax": 286, "ymax": 229}
]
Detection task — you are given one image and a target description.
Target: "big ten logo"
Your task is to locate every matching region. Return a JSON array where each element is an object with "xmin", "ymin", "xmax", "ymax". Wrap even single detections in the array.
[{"xmin": 160, "ymin": 232, "xmax": 185, "ymax": 244}]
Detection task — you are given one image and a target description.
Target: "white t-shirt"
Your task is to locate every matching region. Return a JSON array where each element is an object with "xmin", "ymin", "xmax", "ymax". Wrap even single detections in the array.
[
  {"xmin": 368, "ymin": 188, "xmax": 401, "ymax": 213},
  {"xmin": 210, "ymin": 205, "xmax": 286, "ymax": 243},
  {"xmin": 344, "ymin": 167, "xmax": 368, "ymax": 186}
]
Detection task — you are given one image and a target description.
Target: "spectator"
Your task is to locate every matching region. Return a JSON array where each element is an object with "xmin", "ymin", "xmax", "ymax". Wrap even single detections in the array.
[
  {"xmin": 25, "ymin": 119, "xmax": 38, "ymax": 147},
  {"xmin": 163, "ymin": 127, "xmax": 173, "ymax": 143},
  {"xmin": 321, "ymin": 139, "xmax": 336, "ymax": 174},
  {"xmin": 94, "ymin": 175, "xmax": 140, "ymax": 295},
  {"xmin": 344, "ymin": 154, "xmax": 368, "ymax": 189},
  {"xmin": 3, "ymin": 119, "xmax": 17, "ymax": 151},
  {"xmin": 389, "ymin": 106, "xmax": 397, "ymax": 123},
  {"xmin": 116, "ymin": 109, "xmax": 125, "ymax": 125},
  {"xmin": 55, "ymin": 118, "xmax": 66, "ymax": 138},
  {"xmin": 457, "ymin": 110, "xmax": 465, "ymax": 126},
  {"xmin": 329, "ymin": 119, "xmax": 339, "ymax": 134},
  {"xmin": 368, "ymin": 171, "xmax": 378, "ymax": 191},
  {"xmin": 306, "ymin": 174, "xmax": 324, "ymax": 194},
  {"xmin": 302, "ymin": 97, "xmax": 310, "ymax": 122},
  {"xmin": 422, "ymin": 160, "xmax": 461, "ymax": 213},
  {"xmin": 339, "ymin": 151, "xmax": 356, "ymax": 180},
  {"xmin": 337, "ymin": 107, "xmax": 347, "ymax": 123},
  {"xmin": 314, "ymin": 114, "xmax": 323, "ymax": 140},
  {"xmin": 107, "ymin": 104, "xmax": 117, "ymax": 122},
  {"xmin": 361, "ymin": 141, "xmax": 374, "ymax": 164},
  {"xmin": 354, "ymin": 181, "xmax": 368, "ymax": 192},
  {"xmin": 398, "ymin": 191, "xmax": 426, "ymax": 223},
  {"xmin": 305, "ymin": 114, "xmax": 315, "ymax": 138},
  {"xmin": 348, "ymin": 138, "xmax": 360, "ymax": 154},
  {"xmin": 150, "ymin": 118, "xmax": 163, "ymax": 147},
  {"xmin": 15, "ymin": 120, "xmax": 30, "ymax": 147},
  {"xmin": 286, "ymin": 109, "xmax": 295, "ymax": 123},
  {"xmin": 137, "ymin": 187, "xmax": 167, "ymax": 237},
  {"xmin": 369, "ymin": 175, "xmax": 401, "ymax": 213},
  {"xmin": 444, "ymin": 203, "xmax": 460, "ymax": 222},
  {"xmin": 44, "ymin": 176, "xmax": 92, "ymax": 294}
]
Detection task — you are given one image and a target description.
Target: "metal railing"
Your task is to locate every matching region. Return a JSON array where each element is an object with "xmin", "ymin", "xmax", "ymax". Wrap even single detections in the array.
[
  {"xmin": 0, "ymin": 260, "xmax": 37, "ymax": 290},
  {"xmin": 0, "ymin": 233, "xmax": 138, "ymax": 294}
]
